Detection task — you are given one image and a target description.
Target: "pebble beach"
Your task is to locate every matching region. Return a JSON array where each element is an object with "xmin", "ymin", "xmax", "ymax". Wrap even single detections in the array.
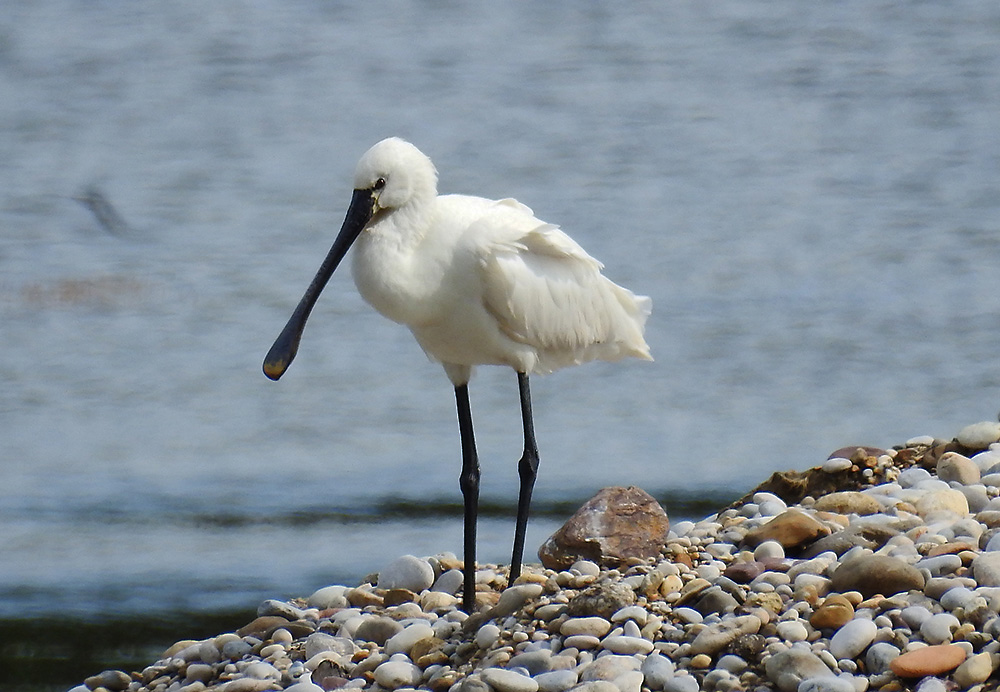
[{"xmin": 73, "ymin": 420, "xmax": 1000, "ymax": 692}]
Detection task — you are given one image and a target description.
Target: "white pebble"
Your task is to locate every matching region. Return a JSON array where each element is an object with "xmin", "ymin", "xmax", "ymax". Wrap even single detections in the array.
[
  {"xmin": 920, "ymin": 612, "xmax": 959, "ymax": 644},
  {"xmin": 377, "ymin": 555, "xmax": 434, "ymax": 592},
  {"xmin": 476, "ymin": 624, "xmax": 501, "ymax": 650},
  {"xmin": 823, "ymin": 457, "xmax": 853, "ymax": 473},
  {"xmin": 830, "ymin": 618, "xmax": 877, "ymax": 660},
  {"xmin": 373, "ymin": 659, "xmax": 421, "ymax": 689},
  {"xmin": 481, "ymin": 668, "xmax": 539, "ymax": 692}
]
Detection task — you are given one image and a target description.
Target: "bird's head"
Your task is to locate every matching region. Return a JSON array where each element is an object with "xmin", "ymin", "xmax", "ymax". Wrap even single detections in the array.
[
  {"xmin": 262, "ymin": 137, "xmax": 438, "ymax": 381},
  {"xmin": 354, "ymin": 137, "xmax": 439, "ymax": 216}
]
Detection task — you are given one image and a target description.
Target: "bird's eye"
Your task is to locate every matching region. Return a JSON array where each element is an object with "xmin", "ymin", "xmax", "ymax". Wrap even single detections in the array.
[{"xmin": 373, "ymin": 177, "xmax": 386, "ymax": 190}]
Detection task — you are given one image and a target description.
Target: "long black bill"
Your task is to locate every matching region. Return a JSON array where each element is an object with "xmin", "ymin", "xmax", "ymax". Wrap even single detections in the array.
[{"xmin": 263, "ymin": 188, "xmax": 374, "ymax": 380}]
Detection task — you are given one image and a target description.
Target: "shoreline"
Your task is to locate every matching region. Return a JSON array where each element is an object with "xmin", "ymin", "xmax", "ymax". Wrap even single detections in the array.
[{"xmin": 72, "ymin": 420, "xmax": 1000, "ymax": 692}]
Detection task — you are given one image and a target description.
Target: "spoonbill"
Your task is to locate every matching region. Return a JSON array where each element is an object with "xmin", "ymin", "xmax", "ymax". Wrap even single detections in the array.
[{"xmin": 263, "ymin": 138, "xmax": 652, "ymax": 611}]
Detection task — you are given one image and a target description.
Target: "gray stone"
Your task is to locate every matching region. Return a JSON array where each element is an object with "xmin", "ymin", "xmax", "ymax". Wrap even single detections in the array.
[
  {"xmin": 798, "ymin": 677, "xmax": 858, "ymax": 692},
  {"xmin": 765, "ymin": 648, "xmax": 835, "ymax": 692},
  {"xmin": 533, "ymin": 670, "xmax": 578, "ymax": 692},
  {"xmin": 384, "ymin": 623, "xmax": 434, "ymax": 655},
  {"xmin": 640, "ymin": 653, "xmax": 675, "ymax": 690},
  {"xmin": 689, "ymin": 615, "xmax": 761, "ymax": 655},
  {"xmin": 661, "ymin": 675, "xmax": 700, "ymax": 692},
  {"xmin": 579, "ymin": 655, "xmax": 640, "ymax": 682},
  {"xmin": 493, "ymin": 583, "xmax": 544, "ymax": 617},
  {"xmin": 481, "ymin": 668, "xmax": 539, "ymax": 692},
  {"xmin": 354, "ymin": 616, "xmax": 403, "ymax": 646},
  {"xmin": 432, "ymin": 568, "xmax": 465, "ymax": 595},
  {"xmin": 973, "ymin": 551, "xmax": 1000, "ymax": 586},
  {"xmin": 866, "ymin": 642, "xmax": 902, "ymax": 674},
  {"xmin": 377, "ymin": 555, "xmax": 434, "ymax": 592},
  {"xmin": 373, "ymin": 659, "xmax": 421, "ymax": 689},
  {"xmin": 937, "ymin": 452, "xmax": 981, "ymax": 485},
  {"xmin": 829, "ymin": 618, "xmax": 877, "ymax": 660},
  {"xmin": 957, "ymin": 422, "xmax": 1000, "ymax": 449}
]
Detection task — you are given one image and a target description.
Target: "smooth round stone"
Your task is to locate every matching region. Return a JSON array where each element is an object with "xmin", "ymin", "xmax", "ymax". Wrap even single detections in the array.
[
  {"xmin": 812, "ymin": 491, "xmax": 881, "ymax": 515},
  {"xmin": 579, "ymin": 654, "xmax": 640, "ymax": 681},
  {"xmin": 481, "ymin": 668, "xmax": 539, "ymax": 692},
  {"xmin": 823, "ymin": 457, "xmax": 853, "ymax": 473},
  {"xmin": 810, "ymin": 595, "xmax": 855, "ymax": 630},
  {"xmin": 244, "ymin": 662, "xmax": 280, "ymax": 681},
  {"xmin": 307, "ymin": 585, "xmax": 349, "ymax": 609},
  {"xmin": 899, "ymin": 467, "xmax": 933, "ymax": 488},
  {"xmin": 831, "ymin": 553, "xmax": 925, "ymax": 598},
  {"xmin": 890, "ymin": 643, "xmax": 967, "ymax": 678},
  {"xmin": 798, "ymin": 676, "xmax": 857, "ymax": 692},
  {"xmin": 661, "ymin": 675, "xmax": 700, "ymax": 692},
  {"xmin": 384, "ymin": 623, "xmax": 434, "ymax": 655},
  {"xmin": 716, "ymin": 654, "xmax": 747, "ymax": 674},
  {"xmin": 920, "ymin": 613, "xmax": 960, "ymax": 644},
  {"xmin": 508, "ymin": 650, "xmax": 552, "ymax": 676},
  {"xmin": 829, "ymin": 618, "xmax": 877, "ymax": 660},
  {"xmin": 304, "ymin": 632, "xmax": 352, "ymax": 659},
  {"xmin": 689, "ymin": 615, "xmax": 761, "ymax": 656},
  {"xmin": 562, "ymin": 634, "xmax": 601, "ymax": 649},
  {"xmin": 953, "ymin": 651, "xmax": 994, "ymax": 687},
  {"xmin": 257, "ymin": 599, "xmax": 308, "ymax": 620},
  {"xmin": 184, "ymin": 663, "xmax": 213, "ymax": 683},
  {"xmin": 494, "ymin": 583, "xmax": 544, "ymax": 617},
  {"xmin": 972, "ymin": 552, "xmax": 1000, "ymax": 586},
  {"xmin": 560, "ymin": 616, "xmax": 612, "ymax": 638},
  {"xmin": 284, "ymin": 681, "xmax": 324, "ymax": 692},
  {"xmin": 475, "ymin": 623, "xmax": 501, "ymax": 650},
  {"xmin": 901, "ymin": 605, "xmax": 933, "ymax": 629},
  {"xmin": 765, "ymin": 648, "xmax": 835, "ymax": 692},
  {"xmin": 355, "ymin": 616, "xmax": 403, "ymax": 646},
  {"xmin": 432, "ymin": 568, "xmax": 465, "ymax": 595},
  {"xmin": 866, "ymin": 642, "xmax": 901, "ymax": 674},
  {"xmin": 915, "ymin": 488, "xmax": 969, "ymax": 518},
  {"xmin": 916, "ymin": 554, "xmax": 963, "ymax": 577},
  {"xmin": 937, "ymin": 453, "xmax": 981, "ymax": 485},
  {"xmin": 571, "ymin": 560, "xmax": 601, "ymax": 577},
  {"xmin": 601, "ymin": 635, "xmax": 653, "ymax": 655},
  {"xmin": 533, "ymin": 670, "xmax": 578, "ymax": 692},
  {"xmin": 957, "ymin": 421, "xmax": 1000, "ymax": 449},
  {"xmin": 776, "ymin": 620, "xmax": 808, "ymax": 642},
  {"xmin": 640, "ymin": 653, "xmax": 675, "ymax": 690},
  {"xmin": 939, "ymin": 586, "xmax": 977, "ymax": 611},
  {"xmin": 222, "ymin": 639, "xmax": 253, "ymax": 660},
  {"xmin": 373, "ymin": 659, "xmax": 421, "ymax": 689},
  {"xmin": 672, "ymin": 607, "xmax": 703, "ymax": 624},
  {"xmin": 611, "ymin": 605, "xmax": 648, "ymax": 626},
  {"xmin": 753, "ymin": 540, "xmax": 785, "ymax": 560},
  {"xmin": 377, "ymin": 555, "xmax": 434, "ymax": 592},
  {"xmin": 567, "ymin": 683, "xmax": 618, "ymax": 692}
]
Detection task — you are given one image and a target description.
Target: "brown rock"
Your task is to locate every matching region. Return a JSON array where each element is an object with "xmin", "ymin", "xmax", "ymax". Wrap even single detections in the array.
[
  {"xmin": 812, "ymin": 491, "xmax": 882, "ymax": 516},
  {"xmin": 936, "ymin": 452, "xmax": 981, "ymax": 485},
  {"xmin": 925, "ymin": 540, "xmax": 977, "ymax": 557},
  {"xmin": 237, "ymin": 616, "xmax": 290, "ymax": 638},
  {"xmin": 889, "ymin": 643, "xmax": 967, "ymax": 678},
  {"xmin": 742, "ymin": 509, "xmax": 830, "ymax": 551},
  {"xmin": 828, "ymin": 446, "xmax": 886, "ymax": 462},
  {"xmin": 565, "ymin": 580, "xmax": 636, "ymax": 618},
  {"xmin": 809, "ymin": 594, "xmax": 854, "ymax": 629},
  {"xmin": 538, "ymin": 486, "xmax": 669, "ymax": 570},
  {"xmin": 831, "ymin": 553, "xmax": 925, "ymax": 598}
]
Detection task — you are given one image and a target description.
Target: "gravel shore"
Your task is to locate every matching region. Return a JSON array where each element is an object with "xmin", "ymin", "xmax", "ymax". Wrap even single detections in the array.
[{"xmin": 73, "ymin": 420, "xmax": 1000, "ymax": 692}]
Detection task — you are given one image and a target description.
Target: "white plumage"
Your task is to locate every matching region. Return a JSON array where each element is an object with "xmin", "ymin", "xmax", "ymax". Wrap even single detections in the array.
[
  {"xmin": 348, "ymin": 139, "xmax": 652, "ymax": 383},
  {"xmin": 264, "ymin": 137, "xmax": 651, "ymax": 611}
]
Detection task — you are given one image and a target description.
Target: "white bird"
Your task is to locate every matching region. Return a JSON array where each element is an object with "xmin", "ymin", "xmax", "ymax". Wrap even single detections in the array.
[{"xmin": 264, "ymin": 137, "xmax": 652, "ymax": 611}]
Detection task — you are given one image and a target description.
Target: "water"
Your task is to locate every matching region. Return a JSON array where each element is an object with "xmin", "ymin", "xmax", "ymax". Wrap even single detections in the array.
[{"xmin": 2, "ymin": 1, "xmax": 1000, "ymax": 686}]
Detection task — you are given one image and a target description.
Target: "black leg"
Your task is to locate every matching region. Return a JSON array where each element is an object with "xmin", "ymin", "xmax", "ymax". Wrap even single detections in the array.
[
  {"xmin": 454, "ymin": 384, "xmax": 480, "ymax": 612},
  {"xmin": 510, "ymin": 372, "xmax": 539, "ymax": 584}
]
